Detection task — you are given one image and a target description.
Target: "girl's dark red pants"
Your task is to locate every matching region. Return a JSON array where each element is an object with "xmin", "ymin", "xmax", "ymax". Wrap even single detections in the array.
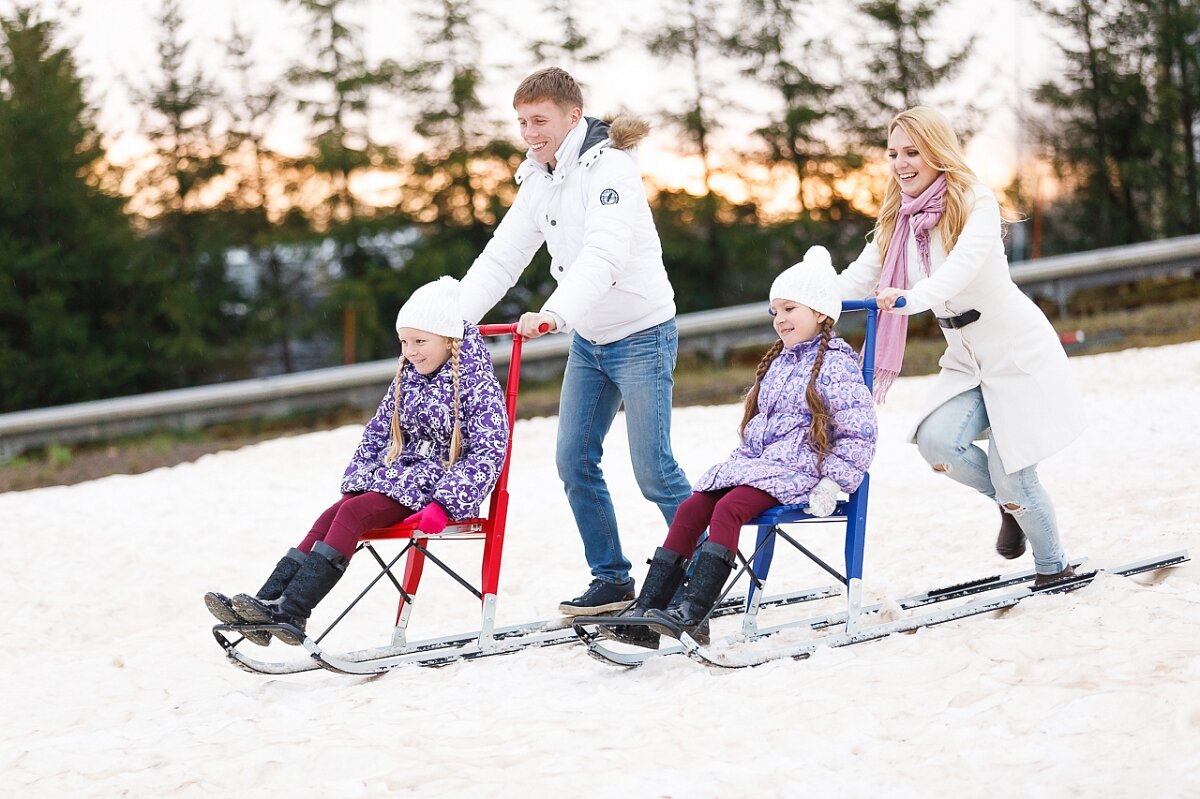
[
  {"xmin": 663, "ymin": 485, "xmax": 778, "ymax": 556},
  {"xmin": 298, "ymin": 491, "xmax": 413, "ymax": 560}
]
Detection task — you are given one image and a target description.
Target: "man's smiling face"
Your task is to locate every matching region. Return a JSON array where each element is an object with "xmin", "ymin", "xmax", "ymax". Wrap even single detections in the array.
[{"xmin": 516, "ymin": 98, "xmax": 581, "ymax": 170}]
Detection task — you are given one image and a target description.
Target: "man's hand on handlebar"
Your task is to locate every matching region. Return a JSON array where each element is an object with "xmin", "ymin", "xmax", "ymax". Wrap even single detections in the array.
[{"xmin": 517, "ymin": 312, "xmax": 556, "ymax": 339}]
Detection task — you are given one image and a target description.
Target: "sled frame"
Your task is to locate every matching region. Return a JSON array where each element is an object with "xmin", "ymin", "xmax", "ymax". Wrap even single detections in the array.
[{"xmin": 732, "ymin": 298, "xmax": 894, "ymax": 637}]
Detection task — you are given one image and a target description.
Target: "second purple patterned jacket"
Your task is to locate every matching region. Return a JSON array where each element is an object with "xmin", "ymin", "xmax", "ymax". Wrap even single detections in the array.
[
  {"xmin": 339, "ymin": 324, "xmax": 510, "ymax": 520},
  {"xmin": 693, "ymin": 335, "xmax": 877, "ymax": 504}
]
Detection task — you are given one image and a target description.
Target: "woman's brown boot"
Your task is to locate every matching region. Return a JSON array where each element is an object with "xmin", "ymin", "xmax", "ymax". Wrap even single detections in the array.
[
  {"xmin": 996, "ymin": 507, "xmax": 1026, "ymax": 559},
  {"xmin": 1033, "ymin": 565, "xmax": 1077, "ymax": 588}
]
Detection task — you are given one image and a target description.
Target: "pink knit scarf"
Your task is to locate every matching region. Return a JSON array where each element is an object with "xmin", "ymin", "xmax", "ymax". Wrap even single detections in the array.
[{"xmin": 873, "ymin": 174, "xmax": 947, "ymax": 402}]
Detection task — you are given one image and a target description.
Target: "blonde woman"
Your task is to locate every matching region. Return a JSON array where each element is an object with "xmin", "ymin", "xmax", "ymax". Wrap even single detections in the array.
[
  {"xmin": 839, "ymin": 106, "xmax": 1084, "ymax": 586},
  {"xmin": 204, "ymin": 277, "xmax": 509, "ymax": 644}
]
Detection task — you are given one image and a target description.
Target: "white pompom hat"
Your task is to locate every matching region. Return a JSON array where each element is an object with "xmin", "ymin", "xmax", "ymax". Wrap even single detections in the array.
[
  {"xmin": 395, "ymin": 276, "xmax": 465, "ymax": 339},
  {"xmin": 768, "ymin": 245, "xmax": 841, "ymax": 324}
]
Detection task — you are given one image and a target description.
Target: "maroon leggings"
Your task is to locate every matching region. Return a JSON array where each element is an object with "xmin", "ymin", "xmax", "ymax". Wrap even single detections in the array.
[
  {"xmin": 297, "ymin": 492, "xmax": 414, "ymax": 560},
  {"xmin": 663, "ymin": 486, "xmax": 779, "ymax": 557}
]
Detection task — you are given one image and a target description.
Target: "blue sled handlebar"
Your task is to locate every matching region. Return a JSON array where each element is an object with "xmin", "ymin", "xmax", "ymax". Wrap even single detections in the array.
[{"xmin": 841, "ymin": 296, "xmax": 907, "ymax": 312}]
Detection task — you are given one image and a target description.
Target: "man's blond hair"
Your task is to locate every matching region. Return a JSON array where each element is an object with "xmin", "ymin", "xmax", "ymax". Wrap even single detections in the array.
[{"xmin": 513, "ymin": 67, "xmax": 583, "ymax": 110}]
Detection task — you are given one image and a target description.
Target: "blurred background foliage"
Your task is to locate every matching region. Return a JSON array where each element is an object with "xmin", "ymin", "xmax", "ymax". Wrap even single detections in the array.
[{"xmin": 1, "ymin": 0, "xmax": 1197, "ymax": 413}]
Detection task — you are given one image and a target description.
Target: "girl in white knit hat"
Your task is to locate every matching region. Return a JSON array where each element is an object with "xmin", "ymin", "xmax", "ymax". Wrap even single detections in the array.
[
  {"xmin": 599, "ymin": 246, "xmax": 879, "ymax": 649},
  {"xmin": 204, "ymin": 277, "xmax": 510, "ymax": 646}
]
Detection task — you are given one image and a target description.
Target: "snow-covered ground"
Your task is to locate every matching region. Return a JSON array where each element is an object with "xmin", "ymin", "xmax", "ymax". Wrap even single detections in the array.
[{"xmin": 3, "ymin": 342, "xmax": 1199, "ymax": 798}]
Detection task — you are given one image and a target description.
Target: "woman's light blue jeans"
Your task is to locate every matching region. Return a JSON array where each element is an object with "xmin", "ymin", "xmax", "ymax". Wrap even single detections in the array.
[
  {"xmin": 914, "ymin": 387, "xmax": 1069, "ymax": 575},
  {"xmin": 555, "ymin": 320, "xmax": 693, "ymax": 585}
]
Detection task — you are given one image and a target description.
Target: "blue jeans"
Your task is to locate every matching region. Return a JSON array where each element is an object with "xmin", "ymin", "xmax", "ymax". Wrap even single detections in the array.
[
  {"xmin": 556, "ymin": 320, "xmax": 693, "ymax": 584},
  {"xmin": 914, "ymin": 387, "xmax": 1069, "ymax": 575}
]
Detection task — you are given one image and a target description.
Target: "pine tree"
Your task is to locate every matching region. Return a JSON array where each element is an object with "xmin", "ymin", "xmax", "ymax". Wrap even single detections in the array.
[
  {"xmin": 137, "ymin": 0, "xmax": 226, "ymax": 218},
  {"xmin": 848, "ymin": 0, "xmax": 976, "ymax": 139},
  {"xmin": 218, "ymin": 23, "xmax": 312, "ymax": 374},
  {"xmin": 397, "ymin": 0, "xmax": 528, "ymax": 325},
  {"xmin": 641, "ymin": 0, "xmax": 739, "ymax": 311},
  {"xmin": 528, "ymin": 0, "xmax": 610, "ymax": 70},
  {"xmin": 0, "ymin": 6, "xmax": 160, "ymax": 411},
  {"xmin": 729, "ymin": 0, "xmax": 847, "ymax": 215},
  {"xmin": 1022, "ymin": 0, "xmax": 1200, "ymax": 251},
  {"xmin": 1140, "ymin": 0, "xmax": 1200, "ymax": 235},
  {"xmin": 284, "ymin": 0, "xmax": 402, "ymax": 362},
  {"xmin": 1027, "ymin": 0, "xmax": 1157, "ymax": 249},
  {"xmin": 134, "ymin": 0, "xmax": 247, "ymax": 384},
  {"xmin": 644, "ymin": 0, "xmax": 729, "ymax": 195}
]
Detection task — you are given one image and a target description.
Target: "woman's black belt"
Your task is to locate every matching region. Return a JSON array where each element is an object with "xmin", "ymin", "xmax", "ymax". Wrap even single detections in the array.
[{"xmin": 936, "ymin": 309, "xmax": 981, "ymax": 329}]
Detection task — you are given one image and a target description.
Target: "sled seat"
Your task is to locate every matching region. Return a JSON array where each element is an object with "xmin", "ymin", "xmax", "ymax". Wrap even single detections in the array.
[
  {"xmin": 731, "ymin": 298, "xmax": 899, "ymax": 635},
  {"xmin": 315, "ymin": 323, "xmax": 527, "ymax": 650}
]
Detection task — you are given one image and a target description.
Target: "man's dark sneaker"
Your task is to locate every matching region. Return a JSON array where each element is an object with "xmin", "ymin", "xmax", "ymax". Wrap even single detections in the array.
[
  {"xmin": 1033, "ymin": 565, "xmax": 1077, "ymax": 588},
  {"xmin": 558, "ymin": 578, "xmax": 636, "ymax": 616}
]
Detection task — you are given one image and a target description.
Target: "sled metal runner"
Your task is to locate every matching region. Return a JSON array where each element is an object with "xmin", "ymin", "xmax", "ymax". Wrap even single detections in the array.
[
  {"xmin": 211, "ymin": 583, "xmax": 842, "ymax": 674},
  {"xmin": 575, "ymin": 550, "xmax": 1188, "ymax": 669}
]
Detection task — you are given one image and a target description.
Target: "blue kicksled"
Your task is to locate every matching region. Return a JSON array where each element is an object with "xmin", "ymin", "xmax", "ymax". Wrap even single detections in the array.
[
  {"xmin": 737, "ymin": 297, "xmax": 894, "ymax": 638},
  {"xmin": 573, "ymin": 298, "xmax": 1188, "ymax": 668}
]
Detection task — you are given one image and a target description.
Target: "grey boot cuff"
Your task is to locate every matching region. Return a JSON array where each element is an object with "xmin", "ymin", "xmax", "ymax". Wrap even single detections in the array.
[
  {"xmin": 651, "ymin": 547, "xmax": 687, "ymax": 566},
  {"xmin": 311, "ymin": 540, "xmax": 349, "ymax": 570},
  {"xmin": 285, "ymin": 547, "xmax": 307, "ymax": 564},
  {"xmin": 698, "ymin": 540, "xmax": 737, "ymax": 565}
]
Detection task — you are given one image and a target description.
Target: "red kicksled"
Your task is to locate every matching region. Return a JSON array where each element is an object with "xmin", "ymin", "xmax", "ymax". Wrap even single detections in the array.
[
  {"xmin": 358, "ymin": 322, "xmax": 525, "ymax": 647},
  {"xmin": 213, "ymin": 323, "xmax": 580, "ymax": 675}
]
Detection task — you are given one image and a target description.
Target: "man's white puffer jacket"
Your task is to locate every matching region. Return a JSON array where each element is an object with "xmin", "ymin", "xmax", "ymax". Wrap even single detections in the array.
[{"xmin": 460, "ymin": 116, "xmax": 676, "ymax": 344}]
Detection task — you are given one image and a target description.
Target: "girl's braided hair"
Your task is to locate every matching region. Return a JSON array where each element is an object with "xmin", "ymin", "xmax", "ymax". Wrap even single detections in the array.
[
  {"xmin": 384, "ymin": 338, "xmax": 464, "ymax": 467},
  {"xmin": 738, "ymin": 317, "xmax": 837, "ymax": 468}
]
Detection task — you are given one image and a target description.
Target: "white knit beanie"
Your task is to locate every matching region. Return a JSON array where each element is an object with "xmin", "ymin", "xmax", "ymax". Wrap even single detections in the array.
[
  {"xmin": 769, "ymin": 245, "xmax": 841, "ymax": 324},
  {"xmin": 395, "ymin": 276, "xmax": 465, "ymax": 339}
]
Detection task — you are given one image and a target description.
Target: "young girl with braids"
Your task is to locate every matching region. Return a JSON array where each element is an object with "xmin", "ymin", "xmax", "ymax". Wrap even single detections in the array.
[
  {"xmin": 605, "ymin": 247, "xmax": 878, "ymax": 648},
  {"xmin": 204, "ymin": 277, "xmax": 510, "ymax": 645}
]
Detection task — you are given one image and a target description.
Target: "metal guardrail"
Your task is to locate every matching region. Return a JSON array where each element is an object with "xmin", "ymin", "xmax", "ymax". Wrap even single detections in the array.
[
  {"xmin": 1011, "ymin": 234, "xmax": 1200, "ymax": 314},
  {"xmin": 3, "ymin": 234, "xmax": 1198, "ymax": 461}
]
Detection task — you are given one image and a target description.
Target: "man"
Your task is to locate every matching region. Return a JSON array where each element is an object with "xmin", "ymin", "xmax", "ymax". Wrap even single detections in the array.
[{"xmin": 459, "ymin": 67, "xmax": 692, "ymax": 615}]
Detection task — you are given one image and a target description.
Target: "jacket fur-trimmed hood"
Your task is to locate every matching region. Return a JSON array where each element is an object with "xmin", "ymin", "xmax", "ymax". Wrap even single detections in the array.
[
  {"xmin": 575, "ymin": 115, "xmax": 651, "ymax": 157},
  {"xmin": 607, "ymin": 115, "xmax": 650, "ymax": 150}
]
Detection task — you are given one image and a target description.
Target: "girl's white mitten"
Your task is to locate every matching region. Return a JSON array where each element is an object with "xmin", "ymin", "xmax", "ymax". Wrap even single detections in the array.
[{"xmin": 807, "ymin": 477, "xmax": 841, "ymax": 517}]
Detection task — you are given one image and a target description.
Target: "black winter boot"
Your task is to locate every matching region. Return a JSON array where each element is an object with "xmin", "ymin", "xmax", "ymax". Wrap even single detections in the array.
[
  {"xmin": 233, "ymin": 541, "xmax": 347, "ymax": 645},
  {"xmin": 600, "ymin": 548, "xmax": 688, "ymax": 649},
  {"xmin": 666, "ymin": 534, "xmax": 707, "ymax": 608},
  {"xmin": 648, "ymin": 542, "xmax": 737, "ymax": 645},
  {"xmin": 996, "ymin": 506, "xmax": 1027, "ymax": 559},
  {"xmin": 205, "ymin": 548, "xmax": 306, "ymax": 646}
]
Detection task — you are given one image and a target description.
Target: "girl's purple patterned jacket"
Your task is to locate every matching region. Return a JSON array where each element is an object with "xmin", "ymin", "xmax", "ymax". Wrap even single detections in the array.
[
  {"xmin": 340, "ymin": 324, "xmax": 510, "ymax": 520},
  {"xmin": 694, "ymin": 336, "xmax": 877, "ymax": 505}
]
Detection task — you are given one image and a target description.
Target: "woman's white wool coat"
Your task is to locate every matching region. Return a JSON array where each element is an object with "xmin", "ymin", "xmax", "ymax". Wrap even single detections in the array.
[{"xmin": 838, "ymin": 183, "xmax": 1086, "ymax": 473}]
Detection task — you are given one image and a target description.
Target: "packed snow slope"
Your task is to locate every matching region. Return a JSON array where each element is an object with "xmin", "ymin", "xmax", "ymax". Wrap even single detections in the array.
[{"xmin": 3, "ymin": 342, "xmax": 1198, "ymax": 798}]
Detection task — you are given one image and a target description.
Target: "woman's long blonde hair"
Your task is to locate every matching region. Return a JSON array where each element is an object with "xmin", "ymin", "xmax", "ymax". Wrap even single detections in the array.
[
  {"xmin": 738, "ymin": 317, "xmax": 836, "ymax": 469},
  {"xmin": 383, "ymin": 338, "xmax": 464, "ymax": 467},
  {"xmin": 872, "ymin": 106, "xmax": 978, "ymax": 261}
]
